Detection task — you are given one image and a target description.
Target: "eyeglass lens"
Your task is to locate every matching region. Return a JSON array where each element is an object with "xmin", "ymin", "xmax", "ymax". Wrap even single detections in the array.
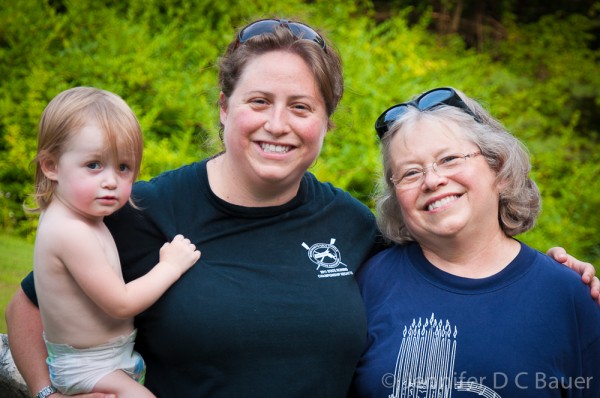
[
  {"xmin": 239, "ymin": 20, "xmax": 281, "ymax": 42},
  {"xmin": 415, "ymin": 88, "xmax": 454, "ymax": 109},
  {"xmin": 376, "ymin": 88, "xmax": 477, "ymax": 139},
  {"xmin": 392, "ymin": 152, "xmax": 480, "ymax": 188},
  {"xmin": 238, "ymin": 19, "xmax": 326, "ymax": 49}
]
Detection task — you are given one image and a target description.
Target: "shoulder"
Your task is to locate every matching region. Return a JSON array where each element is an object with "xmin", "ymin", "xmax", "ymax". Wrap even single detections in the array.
[
  {"xmin": 133, "ymin": 161, "xmax": 205, "ymax": 201},
  {"xmin": 37, "ymin": 209, "xmax": 97, "ymax": 244},
  {"xmin": 303, "ymin": 172, "xmax": 373, "ymax": 217},
  {"xmin": 526, "ymin": 245, "xmax": 585, "ymax": 284},
  {"xmin": 523, "ymin": 244, "xmax": 598, "ymax": 305},
  {"xmin": 529, "ymin": 249, "xmax": 600, "ymax": 345},
  {"xmin": 105, "ymin": 160, "xmax": 209, "ymax": 260},
  {"xmin": 304, "ymin": 173, "xmax": 379, "ymax": 247},
  {"xmin": 36, "ymin": 214, "xmax": 103, "ymax": 262},
  {"xmin": 357, "ymin": 244, "xmax": 411, "ymax": 288},
  {"xmin": 354, "ymin": 244, "xmax": 417, "ymax": 312}
]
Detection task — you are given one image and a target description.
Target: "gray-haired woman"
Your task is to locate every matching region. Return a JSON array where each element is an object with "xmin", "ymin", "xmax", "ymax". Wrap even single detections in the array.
[{"xmin": 351, "ymin": 87, "xmax": 600, "ymax": 397}]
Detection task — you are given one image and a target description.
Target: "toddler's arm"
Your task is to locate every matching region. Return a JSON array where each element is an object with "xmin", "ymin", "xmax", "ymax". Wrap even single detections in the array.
[{"xmin": 64, "ymin": 232, "xmax": 200, "ymax": 319}]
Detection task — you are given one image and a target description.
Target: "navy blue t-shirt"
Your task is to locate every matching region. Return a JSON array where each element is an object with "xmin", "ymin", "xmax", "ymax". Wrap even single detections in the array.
[{"xmin": 351, "ymin": 242, "xmax": 600, "ymax": 398}]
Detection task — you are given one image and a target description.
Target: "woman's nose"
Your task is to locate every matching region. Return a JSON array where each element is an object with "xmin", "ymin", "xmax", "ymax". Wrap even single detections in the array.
[
  {"xmin": 264, "ymin": 107, "xmax": 291, "ymax": 135},
  {"xmin": 421, "ymin": 166, "xmax": 447, "ymax": 191}
]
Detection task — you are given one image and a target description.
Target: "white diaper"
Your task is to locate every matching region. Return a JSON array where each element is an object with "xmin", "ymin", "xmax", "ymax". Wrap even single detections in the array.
[{"xmin": 44, "ymin": 330, "xmax": 146, "ymax": 394}]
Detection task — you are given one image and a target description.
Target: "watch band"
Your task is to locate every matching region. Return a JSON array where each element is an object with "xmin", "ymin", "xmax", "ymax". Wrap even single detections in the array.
[{"xmin": 36, "ymin": 385, "xmax": 58, "ymax": 398}]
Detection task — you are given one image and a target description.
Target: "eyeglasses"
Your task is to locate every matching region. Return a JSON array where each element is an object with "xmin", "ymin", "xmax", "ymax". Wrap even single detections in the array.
[
  {"xmin": 235, "ymin": 19, "xmax": 326, "ymax": 51},
  {"xmin": 375, "ymin": 87, "xmax": 481, "ymax": 139},
  {"xmin": 391, "ymin": 152, "xmax": 481, "ymax": 189}
]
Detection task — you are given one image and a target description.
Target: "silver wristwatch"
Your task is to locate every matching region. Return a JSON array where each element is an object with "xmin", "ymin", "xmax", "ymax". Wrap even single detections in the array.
[{"xmin": 36, "ymin": 385, "xmax": 58, "ymax": 398}]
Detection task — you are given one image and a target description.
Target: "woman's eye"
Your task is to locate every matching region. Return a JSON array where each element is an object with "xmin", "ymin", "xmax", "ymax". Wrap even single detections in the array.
[
  {"xmin": 292, "ymin": 103, "xmax": 310, "ymax": 111},
  {"xmin": 403, "ymin": 169, "xmax": 422, "ymax": 178},
  {"xmin": 250, "ymin": 98, "xmax": 268, "ymax": 105},
  {"xmin": 439, "ymin": 155, "xmax": 462, "ymax": 165}
]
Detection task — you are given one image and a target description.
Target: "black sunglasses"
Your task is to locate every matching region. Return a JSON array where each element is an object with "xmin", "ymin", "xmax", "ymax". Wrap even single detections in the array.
[
  {"xmin": 375, "ymin": 87, "xmax": 481, "ymax": 139},
  {"xmin": 235, "ymin": 19, "xmax": 326, "ymax": 51}
]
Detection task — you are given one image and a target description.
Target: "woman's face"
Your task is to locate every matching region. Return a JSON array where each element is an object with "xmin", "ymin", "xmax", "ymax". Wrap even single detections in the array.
[
  {"xmin": 390, "ymin": 118, "xmax": 501, "ymax": 245},
  {"xmin": 219, "ymin": 50, "xmax": 328, "ymax": 193}
]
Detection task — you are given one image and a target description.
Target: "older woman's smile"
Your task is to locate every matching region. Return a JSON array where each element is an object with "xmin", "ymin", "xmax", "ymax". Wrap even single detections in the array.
[{"xmin": 426, "ymin": 194, "xmax": 461, "ymax": 211}]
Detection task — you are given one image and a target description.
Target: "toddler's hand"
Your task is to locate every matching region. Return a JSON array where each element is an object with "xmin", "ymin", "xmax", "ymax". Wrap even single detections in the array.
[{"xmin": 159, "ymin": 234, "xmax": 201, "ymax": 274}]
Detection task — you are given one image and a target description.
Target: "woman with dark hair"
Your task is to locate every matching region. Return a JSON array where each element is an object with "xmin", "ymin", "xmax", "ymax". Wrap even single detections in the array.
[{"xmin": 8, "ymin": 19, "xmax": 379, "ymax": 398}]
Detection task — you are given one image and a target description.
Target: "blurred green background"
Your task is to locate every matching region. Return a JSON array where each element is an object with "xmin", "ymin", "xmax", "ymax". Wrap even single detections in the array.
[{"xmin": 1, "ymin": 0, "xmax": 599, "ymax": 331}]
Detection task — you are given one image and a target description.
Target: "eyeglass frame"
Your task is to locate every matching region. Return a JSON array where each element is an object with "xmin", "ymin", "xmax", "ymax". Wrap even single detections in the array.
[
  {"xmin": 390, "ymin": 152, "xmax": 482, "ymax": 189},
  {"xmin": 234, "ymin": 19, "xmax": 327, "ymax": 51},
  {"xmin": 375, "ymin": 87, "xmax": 482, "ymax": 139}
]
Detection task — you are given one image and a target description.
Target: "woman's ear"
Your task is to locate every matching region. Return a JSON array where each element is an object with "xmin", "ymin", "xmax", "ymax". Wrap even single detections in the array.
[
  {"xmin": 219, "ymin": 92, "xmax": 228, "ymax": 126},
  {"xmin": 40, "ymin": 155, "xmax": 59, "ymax": 181},
  {"xmin": 497, "ymin": 175, "xmax": 510, "ymax": 191},
  {"xmin": 497, "ymin": 177, "xmax": 511, "ymax": 201}
]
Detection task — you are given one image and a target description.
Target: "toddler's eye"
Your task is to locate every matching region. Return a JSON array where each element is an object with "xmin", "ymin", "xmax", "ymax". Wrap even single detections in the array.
[{"xmin": 87, "ymin": 162, "xmax": 101, "ymax": 170}]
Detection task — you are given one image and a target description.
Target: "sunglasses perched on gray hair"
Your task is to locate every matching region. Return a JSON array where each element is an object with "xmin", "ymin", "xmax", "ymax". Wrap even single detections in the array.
[
  {"xmin": 375, "ymin": 87, "xmax": 481, "ymax": 139},
  {"xmin": 235, "ymin": 19, "xmax": 326, "ymax": 51}
]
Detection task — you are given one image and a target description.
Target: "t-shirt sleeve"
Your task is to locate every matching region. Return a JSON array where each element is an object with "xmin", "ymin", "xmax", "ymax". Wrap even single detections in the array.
[
  {"xmin": 20, "ymin": 271, "xmax": 38, "ymax": 307},
  {"xmin": 105, "ymin": 179, "xmax": 174, "ymax": 282}
]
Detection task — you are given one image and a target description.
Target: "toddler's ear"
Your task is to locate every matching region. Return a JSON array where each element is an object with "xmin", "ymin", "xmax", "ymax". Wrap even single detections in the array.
[{"xmin": 40, "ymin": 156, "xmax": 59, "ymax": 181}]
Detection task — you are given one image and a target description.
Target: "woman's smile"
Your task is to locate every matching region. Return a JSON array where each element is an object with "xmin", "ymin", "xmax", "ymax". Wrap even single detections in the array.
[
  {"xmin": 425, "ymin": 194, "xmax": 462, "ymax": 211},
  {"xmin": 259, "ymin": 142, "xmax": 293, "ymax": 154}
]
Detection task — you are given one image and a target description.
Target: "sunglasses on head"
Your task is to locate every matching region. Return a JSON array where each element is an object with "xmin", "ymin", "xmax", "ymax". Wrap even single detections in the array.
[
  {"xmin": 234, "ymin": 19, "xmax": 326, "ymax": 51},
  {"xmin": 375, "ymin": 87, "xmax": 481, "ymax": 139}
]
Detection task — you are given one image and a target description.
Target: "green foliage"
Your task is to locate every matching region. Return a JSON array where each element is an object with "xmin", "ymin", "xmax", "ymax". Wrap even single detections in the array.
[
  {"xmin": 0, "ymin": 0, "xmax": 598, "ymax": 264},
  {"xmin": 491, "ymin": 13, "xmax": 600, "ymax": 262},
  {"xmin": 0, "ymin": 233, "xmax": 34, "ymax": 333}
]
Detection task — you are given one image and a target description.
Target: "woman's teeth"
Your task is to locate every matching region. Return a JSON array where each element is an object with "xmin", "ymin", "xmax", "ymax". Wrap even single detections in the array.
[
  {"xmin": 261, "ymin": 143, "xmax": 291, "ymax": 153},
  {"xmin": 428, "ymin": 195, "xmax": 459, "ymax": 211}
]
